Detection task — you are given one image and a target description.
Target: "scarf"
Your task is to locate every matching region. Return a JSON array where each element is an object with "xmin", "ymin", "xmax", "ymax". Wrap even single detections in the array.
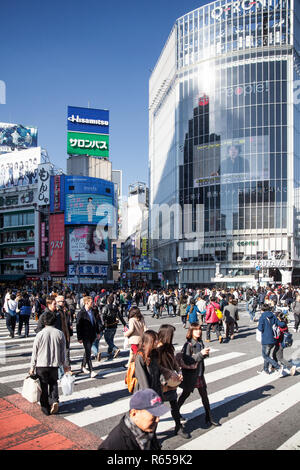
[{"xmin": 124, "ymin": 412, "xmax": 155, "ymax": 450}]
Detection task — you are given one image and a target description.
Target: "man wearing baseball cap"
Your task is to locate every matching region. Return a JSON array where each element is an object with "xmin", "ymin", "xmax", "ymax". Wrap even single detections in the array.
[{"xmin": 98, "ymin": 389, "xmax": 169, "ymax": 450}]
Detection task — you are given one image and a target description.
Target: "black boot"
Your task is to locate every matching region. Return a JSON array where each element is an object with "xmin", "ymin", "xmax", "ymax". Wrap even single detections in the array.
[{"xmin": 174, "ymin": 425, "xmax": 191, "ymax": 439}]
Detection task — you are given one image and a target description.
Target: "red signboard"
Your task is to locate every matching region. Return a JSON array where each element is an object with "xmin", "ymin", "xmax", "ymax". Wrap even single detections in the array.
[{"xmin": 49, "ymin": 213, "xmax": 65, "ymax": 272}]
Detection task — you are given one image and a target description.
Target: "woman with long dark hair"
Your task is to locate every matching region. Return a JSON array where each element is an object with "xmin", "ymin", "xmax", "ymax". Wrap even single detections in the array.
[
  {"xmin": 133, "ymin": 330, "xmax": 162, "ymax": 397},
  {"xmin": 124, "ymin": 307, "xmax": 147, "ymax": 367},
  {"xmin": 157, "ymin": 324, "xmax": 190, "ymax": 439},
  {"xmin": 177, "ymin": 323, "xmax": 219, "ymax": 427}
]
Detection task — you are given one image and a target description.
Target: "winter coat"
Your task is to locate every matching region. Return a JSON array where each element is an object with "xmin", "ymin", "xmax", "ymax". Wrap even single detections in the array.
[
  {"xmin": 257, "ymin": 311, "xmax": 286, "ymax": 345},
  {"xmin": 76, "ymin": 307, "xmax": 100, "ymax": 342},
  {"xmin": 205, "ymin": 301, "xmax": 221, "ymax": 324},
  {"xmin": 133, "ymin": 352, "xmax": 163, "ymax": 398},
  {"xmin": 98, "ymin": 415, "xmax": 161, "ymax": 451},
  {"xmin": 179, "ymin": 339, "xmax": 206, "ymax": 393},
  {"xmin": 186, "ymin": 305, "xmax": 200, "ymax": 323},
  {"xmin": 124, "ymin": 317, "xmax": 147, "ymax": 345}
]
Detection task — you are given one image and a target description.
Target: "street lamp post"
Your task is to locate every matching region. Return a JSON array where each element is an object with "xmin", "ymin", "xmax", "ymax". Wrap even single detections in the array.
[{"xmin": 177, "ymin": 256, "xmax": 183, "ymax": 290}]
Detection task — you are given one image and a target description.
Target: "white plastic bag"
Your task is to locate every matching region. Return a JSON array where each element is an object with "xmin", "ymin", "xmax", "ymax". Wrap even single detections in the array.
[
  {"xmin": 256, "ymin": 328, "xmax": 262, "ymax": 343},
  {"xmin": 60, "ymin": 373, "xmax": 75, "ymax": 396},
  {"xmin": 22, "ymin": 375, "xmax": 42, "ymax": 403},
  {"xmin": 123, "ymin": 336, "xmax": 130, "ymax": 350}
]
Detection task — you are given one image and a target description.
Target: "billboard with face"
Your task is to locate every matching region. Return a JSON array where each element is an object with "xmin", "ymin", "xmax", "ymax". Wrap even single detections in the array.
[
  {"xmin": 0, "ymin": 147, "xmax": 41, "ymax": 189},
  {"xmin": 69, "ymin": 225, "xmax": 108, "ymax": 263}
]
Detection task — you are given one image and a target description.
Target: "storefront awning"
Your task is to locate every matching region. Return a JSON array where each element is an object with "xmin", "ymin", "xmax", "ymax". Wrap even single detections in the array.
[{"xmin": 0, "ymin": 274, "xmax": 26, "ymax": 281}]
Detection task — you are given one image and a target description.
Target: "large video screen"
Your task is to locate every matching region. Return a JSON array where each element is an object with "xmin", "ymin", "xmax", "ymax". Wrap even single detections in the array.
[
  {"xmin": 0, "ymin": 123, "xmax": 38, "ymax": 154},
  {"xmin": 193, "ymin": 136, "xmax": 269, "ymax": 187}
]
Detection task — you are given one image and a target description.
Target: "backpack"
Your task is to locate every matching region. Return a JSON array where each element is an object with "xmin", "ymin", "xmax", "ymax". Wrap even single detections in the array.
[
  {"xmin": 281, "ymin": 331, "xmax": 293, "ymax": 348},
  {"xmin": 102, "ymin": 304, "xmax": 118, "ymax": 327},
  {"xmin": 125, "ymin": 361, "xmax": 138, "ymax": 394}
]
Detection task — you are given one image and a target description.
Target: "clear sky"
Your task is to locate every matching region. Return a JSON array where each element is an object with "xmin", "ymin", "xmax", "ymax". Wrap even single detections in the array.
[{"xmin": 0, "ymin": 0, "xmax": 208, "ymax": 195}]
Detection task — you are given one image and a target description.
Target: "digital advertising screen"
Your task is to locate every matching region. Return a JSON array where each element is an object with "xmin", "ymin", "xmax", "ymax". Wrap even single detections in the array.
[
  {"xmin": 0, "ymin": 122, "xmax": 38, "ymax": 154},
  {"xmin": 64, "ymin": 176, "xmax": 114, "ymax": 225}
]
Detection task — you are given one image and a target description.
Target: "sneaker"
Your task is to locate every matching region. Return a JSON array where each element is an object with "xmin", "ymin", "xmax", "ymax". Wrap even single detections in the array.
[
  {"xmin": 219, "ymin": 336, "xmax": 223, "ymax": 343},
  {"xmin": 113, "ymin": 348, "xmax": 120, "ymax": 359},
  {"xmin": 81, "ymin": 366, "xmax": 90, "ymax": 374},
  {"xmin": 289, "ymin": 365, "xmax": 297, "ymax": 376},
  {"xmin": 90, "ymin": 371, "xmax": 98, "ymax": 378},
  {"xmin": 50, "ymin": 402, "xmax": 59, "ymax": 415},
  {"xmin": 180, "ymin": 414, "xmax": 188, "ymax": 423},
  {"xmin": 257, "ymin": 370, "xmax": 269, "ymax": 375},
  {"xmin": 205, "ymin": 418, "xmax": 220, "ymax": 427},
  {"xmin": 273, "ymin": 367, "xmax": 284, "ymax": 378}
]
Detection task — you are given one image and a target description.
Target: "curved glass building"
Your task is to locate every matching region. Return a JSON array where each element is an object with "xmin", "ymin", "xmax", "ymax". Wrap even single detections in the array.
[{"xmin": 149, "ymin": 0, "xmax": 300, "ymax": 286}]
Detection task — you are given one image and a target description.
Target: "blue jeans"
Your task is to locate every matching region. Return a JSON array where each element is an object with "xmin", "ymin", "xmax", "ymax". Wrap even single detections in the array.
[
  {"xmin": 262, "ymin": 344, "xmax": 280, "ymax": 373},
  {"xmin": 91, "ymin": 333, "xmax": 103, "ymax": 356},
  {"xmin": 104, "ymin": 328, "xmax": 117, "ymax": 356}
]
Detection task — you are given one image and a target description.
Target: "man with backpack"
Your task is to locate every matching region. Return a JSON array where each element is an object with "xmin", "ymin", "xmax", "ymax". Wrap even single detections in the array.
[
  {"xmin": 101, "ymin": 294, "xmax": 127, "ymax": 361},
  {"xmin": 271, "ymin": 312, "xmax": 296, "ymax": 376},
  {"xmin": 257, "ymin": 304, "xmax": 287, "ymax": 376}
]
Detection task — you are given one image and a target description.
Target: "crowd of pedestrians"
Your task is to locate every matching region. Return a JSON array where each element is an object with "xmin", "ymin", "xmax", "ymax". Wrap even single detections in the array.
[{"xmin": 0, "ymin": 283, "xmax": 299, "ymax": 449}]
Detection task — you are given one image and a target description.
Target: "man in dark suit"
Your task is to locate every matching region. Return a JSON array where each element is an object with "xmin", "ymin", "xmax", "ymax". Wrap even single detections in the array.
[{"xmin": 76, "ymin": 296, "xmax": 100, "ymax": 378}]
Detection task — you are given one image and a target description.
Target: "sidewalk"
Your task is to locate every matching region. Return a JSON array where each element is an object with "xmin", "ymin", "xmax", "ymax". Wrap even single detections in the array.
[{"xmin": 0, "ymin": 384, "xmax": 102, "ymax": 450}]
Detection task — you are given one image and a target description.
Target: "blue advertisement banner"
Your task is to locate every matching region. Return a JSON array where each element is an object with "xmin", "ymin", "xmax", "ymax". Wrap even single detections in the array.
[
  {"xmin": 64, "ymin": 176, "xmax": 114, "ymax": 226},
  {"xmin": 67, "ymin": 106, "xmax": 109, "ymax": 135},
  {"xmin": 68, "ymin": 264, "xmax": 108, "ymax": 277}
]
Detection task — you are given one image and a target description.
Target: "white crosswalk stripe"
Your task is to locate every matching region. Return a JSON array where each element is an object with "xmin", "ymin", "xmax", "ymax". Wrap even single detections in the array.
[{"xmin": 0, "ymin": 309, "xmax": 300, "ymax": 450}]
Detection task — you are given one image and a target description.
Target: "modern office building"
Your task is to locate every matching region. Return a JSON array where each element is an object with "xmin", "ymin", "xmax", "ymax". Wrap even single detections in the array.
[{"xmin": 149, "ymin": 0, "xmax": 300, "ymax": 286}]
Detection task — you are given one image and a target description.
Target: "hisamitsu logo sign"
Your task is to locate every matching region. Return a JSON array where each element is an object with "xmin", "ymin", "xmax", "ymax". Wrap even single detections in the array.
[{"xmin": 67, "ymin": 106, "xmax": 109, "ymax": 135}]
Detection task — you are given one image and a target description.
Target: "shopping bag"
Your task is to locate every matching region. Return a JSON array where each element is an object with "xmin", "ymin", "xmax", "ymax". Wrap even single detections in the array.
[
  {"xmin": 123, "ymin": 336, "xmax": 130, "ymax": 350},
  {"xmin": 22, "ymin": 375, "xmax": 42, "ymax": 403},
  {"xmin": 60, "ymin": 372, "xmax": 75, "ymax": 396},
  {"xmin": 256, "ymin": 329, "xmax": 262, "ymax": 343}
]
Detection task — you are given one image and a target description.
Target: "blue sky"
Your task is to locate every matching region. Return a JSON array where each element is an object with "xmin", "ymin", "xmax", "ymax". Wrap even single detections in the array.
[{"xmin": 0, "ymin": 0, "xmax": 208, "ymax": 195}]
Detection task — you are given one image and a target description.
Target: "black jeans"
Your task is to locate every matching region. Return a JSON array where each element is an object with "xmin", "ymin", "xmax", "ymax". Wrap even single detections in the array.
[
  {"xmin": 6, "ymin": 313, "xmax": 16, "ymax": 337},
  {"xmin": 178, "ymin": 383, "xmax": 211, "ymax": 422},
  {"xmin": 81, "ymin": 338, "xmax": 94, "ymax": 372},
  {"xmin": 18, "ymin": 315, "xmax": 30, "ymax": 337},
  {"xmin": 36, "ymin": 367, "xmax": 59, "ymax": 414}
]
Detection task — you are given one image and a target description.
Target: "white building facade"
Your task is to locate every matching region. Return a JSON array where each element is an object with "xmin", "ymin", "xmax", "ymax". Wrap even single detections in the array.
[{"xmin": 149, "ymin": 0, "xmax": 300, "ymax": 287}]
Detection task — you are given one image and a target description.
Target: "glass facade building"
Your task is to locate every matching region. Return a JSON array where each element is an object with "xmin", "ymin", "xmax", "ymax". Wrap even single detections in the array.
[{"xmin": 149, "ymin": 0, "xmax": 300, "ymax": 286}]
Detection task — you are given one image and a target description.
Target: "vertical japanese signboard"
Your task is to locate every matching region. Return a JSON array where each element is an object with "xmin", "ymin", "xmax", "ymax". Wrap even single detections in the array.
[
  {"xmin": 49, "ymin": 213, "xmax": 65, "ymax": 272},
  {"xmin": 37, "ymin": 163, "xmax": 51, "ymax": 206}
]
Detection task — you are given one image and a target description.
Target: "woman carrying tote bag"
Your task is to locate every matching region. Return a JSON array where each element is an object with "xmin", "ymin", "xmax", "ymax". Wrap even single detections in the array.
[{"xmin": 157, "ymin": 324, "xmax": 190, "ymax": 439}]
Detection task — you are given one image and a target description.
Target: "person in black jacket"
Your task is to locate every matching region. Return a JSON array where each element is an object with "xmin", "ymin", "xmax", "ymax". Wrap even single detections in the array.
[
  {"xmin": 177, "ymin": 323, "xmax": 219, "ymax": 427},
  {"xmin": 101, "ymin": 294, "xmax": 127, "ymax": 361},
  {"xmin": 17, "ymin": 292, "xmax": 32, "ymax": 337},
  {"xmin": 77, "ymin": 296, "xmax": 100, "ymax": 378},
  {"xmin": 98, "ymin": 388, "xmax": 168, "ymax": 450}
]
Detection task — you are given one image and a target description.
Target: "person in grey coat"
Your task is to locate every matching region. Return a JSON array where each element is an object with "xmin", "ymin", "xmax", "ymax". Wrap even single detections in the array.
[{"xmin": 29, "ymin": 310, "xmax": 69, "ymax": 416}]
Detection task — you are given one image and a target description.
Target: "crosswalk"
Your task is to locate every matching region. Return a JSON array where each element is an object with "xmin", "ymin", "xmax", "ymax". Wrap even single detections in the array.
[{"xmin": 0, "ymin": 308, "xmax": 300, "ymax": 450}]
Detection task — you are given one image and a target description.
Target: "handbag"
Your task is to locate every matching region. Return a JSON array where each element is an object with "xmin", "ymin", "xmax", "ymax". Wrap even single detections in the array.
[
  {"xmin": 175, "ymin": 352, "xmax": 198, "ymax": 370},
  {"xmin": 22, "ymin": 375, "xmax": 42, "ymax": 403},
  {"xmin": 60, "ymin": 373, "xmax": 75, "ymax": 396},
  {"xmin": 166, "ymin": 371, "xmax": 182, "ymax": 388}
]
